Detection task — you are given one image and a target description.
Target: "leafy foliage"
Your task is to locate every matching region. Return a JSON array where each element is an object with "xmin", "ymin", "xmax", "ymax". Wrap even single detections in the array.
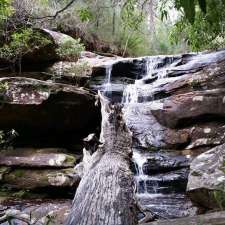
[
  {"xmin": 1, "ymin": 0, "xmax": 224, "ymax": 56},
  {"xmin": 56, "ymin": 38, "xmax": 85, "ymax": 61},
  {"xmin": 169, "ymin": 0, "xmax": 225, "ymax": 51},
  {"xmin": 0, "ymin": 28, "xmax": 51, "ymax": 70},
  {"xmin": 0, "ymin": 0, "xmax": 13, "ymax": 21},
  {"xmin": 78, "ymin": 7, "xmax": 94, "ymax": 22}
]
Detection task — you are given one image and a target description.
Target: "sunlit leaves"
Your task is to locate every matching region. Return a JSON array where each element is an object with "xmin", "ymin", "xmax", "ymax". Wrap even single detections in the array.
[
  {"xmin": 170, "ymin": 0, "xmax": 225, "ymax": 51},
  {"xmin": 0, "ymin": 0, "xmax": 13, "ymax": 21},
  {"xmin": 121, "ymin": 0, "xmax": 144, "ymax": 30},
  {"xmin": 77, "ymin": 7, "xmax": 94, "ymax": 22}
]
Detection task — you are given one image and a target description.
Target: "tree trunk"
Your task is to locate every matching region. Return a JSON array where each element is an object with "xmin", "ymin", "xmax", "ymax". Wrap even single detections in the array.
[{"xmin": 65, "ymin": 93, "xmax": 138, "ymax": 225}]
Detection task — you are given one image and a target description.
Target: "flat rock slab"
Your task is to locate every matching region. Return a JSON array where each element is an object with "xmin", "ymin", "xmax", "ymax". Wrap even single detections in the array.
[
  {"xmin": 0, "ymin": 167, "xmax": 80, "ymax": 189},
  {"xmin": 142, "ymin": 211, "xmax": 225, "ymax": 225},
  {"xmin": 0, "ymin": 148, "xmax": 77, "ymax": 168}
]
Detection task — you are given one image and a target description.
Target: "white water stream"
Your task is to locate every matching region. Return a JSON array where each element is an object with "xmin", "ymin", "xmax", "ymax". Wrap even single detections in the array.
[
  {"xmin": 122, "ymin": 56, "xmax": 174, "ymax": 104},
  {"xmin": 102, "ymin": 65, "xmax": 112, "ymax": 94}
]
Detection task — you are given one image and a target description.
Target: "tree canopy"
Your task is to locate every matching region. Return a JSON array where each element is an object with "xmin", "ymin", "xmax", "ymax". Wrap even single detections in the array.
[{"xmin": 0, "ymin": 0, "xmax": 225, "ymax": 55}]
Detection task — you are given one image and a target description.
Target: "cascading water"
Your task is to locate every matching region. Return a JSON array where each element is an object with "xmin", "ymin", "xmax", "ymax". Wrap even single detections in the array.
[
  {"xmin": 133, "ymin": 150, "xmax": 159, "ymax": 195},
  {"xmin": 121, "ymin": 56, "xmax": 196, "ymax": 219},
  {"xmin": 122, "ymin": 56, "xmax": 174, "ymax": 104},
  {"xmin": 103, "ymin": 65, "xmax": 112, "ymax": 95},
  {"xmin": 93, "ymin": 55, "xmax": 197, "ymax": 220}
]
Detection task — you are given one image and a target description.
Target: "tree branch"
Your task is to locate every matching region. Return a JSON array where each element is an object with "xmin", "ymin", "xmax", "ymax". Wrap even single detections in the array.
[{"xmin": 33, "ymin": 0, "xmax": 78, "ymax": 20}]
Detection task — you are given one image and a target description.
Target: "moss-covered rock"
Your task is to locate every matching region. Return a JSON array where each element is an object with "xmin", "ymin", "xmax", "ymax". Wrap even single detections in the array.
[
  {"xmin": 0, "ymin": 148, "xmax": 77, "ymax": 168},
  {"xmin": 1, "ymin": 168, "xmax": 80, "ymax": 189}
]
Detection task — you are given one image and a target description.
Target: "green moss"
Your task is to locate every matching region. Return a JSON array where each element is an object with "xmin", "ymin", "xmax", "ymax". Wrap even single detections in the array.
[
  {"xmin": 0, "ymin": 166, "xmax": 10, "ymax": 180},
  {"xmin": 13, "ymin": 169, "xmax": 25, "ymax": 177},
  {"xmin": 147, "ymin": 146, "xmax": 158, "ymax": 152},
  {"xmin": 12, "ymin": 189, "xmax": 29, "ymax": 198},
  {"xmin": 192, "ymin": 171, "xmax": 201, "ymax": 176},
  {"xmin": 65, "ymin": 155, "xmax": 76, "ymax": 165},
  {"xmin": 189, "ymin": 79, "xmax": 202, "ymax": 89},
  {"xmin": 213, "ymin": 190, "xmax": 225, "ymax": 210}
]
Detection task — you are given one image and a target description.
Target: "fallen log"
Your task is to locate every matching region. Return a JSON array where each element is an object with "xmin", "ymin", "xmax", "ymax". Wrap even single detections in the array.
[{"xmin": 65, "ymin": 92, "xmax": 138, "ymax": 225}]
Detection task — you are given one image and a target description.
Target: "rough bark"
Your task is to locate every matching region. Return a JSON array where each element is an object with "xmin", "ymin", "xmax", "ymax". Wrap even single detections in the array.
[{"xmin": 65, "ymin": 92, "xmax": 138, "ymax": 225}]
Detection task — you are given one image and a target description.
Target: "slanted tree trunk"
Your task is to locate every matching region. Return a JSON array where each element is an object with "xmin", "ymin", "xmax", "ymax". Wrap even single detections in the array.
[{"xmin": 65, "ymin": 92, "xmax": 138, "ymax": 225}]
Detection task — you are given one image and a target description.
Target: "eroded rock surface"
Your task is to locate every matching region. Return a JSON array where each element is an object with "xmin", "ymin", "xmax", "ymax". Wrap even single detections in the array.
[
  {"xmin": 187, "ymin": 144, "xmax": 225, "ymax": 210},
  {"xmin": 0, "ymin": 77, "xmax": 100, "ymax": 147},
  {"xmin": 0, "ymin": 199, "xmax": 71, "ymax": 225}
]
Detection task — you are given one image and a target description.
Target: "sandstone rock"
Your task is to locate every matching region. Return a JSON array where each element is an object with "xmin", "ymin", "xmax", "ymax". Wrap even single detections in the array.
[
  {"xmin": 154, "ymin": 60, "xmax": 225, "ymax": 97},
  {"xmin": 1, "ymin": 167, "xmax": 80, "ymax": 189},
  {"xmin": 184, "ymin": 122, "xmax": 225, "ymax": 150},
  {"xmin": 142, "ymin": 211, "xmax": 225, "ymax": 225},
  {"xmin": 0, "ymin": 77, "xmax": 100, "ymax": 147},
  {"xmin": 0, "ymin": 148, "xmax": 77, "ymax": 168},
  {"xmin": 80, "ymin": 55, "xmax": 146, "ymax": 79},
  {"xmin": 151, "ymin": 89, "xmax": 225, "ymax": 129},
  {"xmin": 0, "ymin": 70, "xmax": 90, "ymax": 87},
  {"xmin": 187, "ymin": 144, "xmax": 225, "ymax": 210}
]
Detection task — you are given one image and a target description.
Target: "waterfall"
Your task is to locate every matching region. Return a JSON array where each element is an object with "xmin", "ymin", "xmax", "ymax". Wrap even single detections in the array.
[
  {"xmin": 133, "ymin": 150, "xmax": 148, "ymax": 194},
  {"xmin": 121, "ymin": 56, "xmax": 194, "ymax": 219},
  {"xmin": 133, "ymin": 150, "xmax": 160, "ymax": 196},
  {"xmin": 96, "ymin": 56, "xmax": 195, "ymax": 219},
  {"xmin": 103, "ymin": 65, "xmax": 112, "ymax": 95},
  {"xmin": 122, "ymin": 56, "xmax": 170, "ymax": 104}
]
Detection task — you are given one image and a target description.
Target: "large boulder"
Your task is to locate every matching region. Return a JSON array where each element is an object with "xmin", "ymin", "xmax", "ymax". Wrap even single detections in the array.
[
  {"xmin": 187, "ymin": 144, "xmax": 225, "ymax": 210},
  {"xmin": 23, "ymin": 29, "xmax": 79, "ymax": 63},
  {"xmin": 0, "ymin": 77, "xmax": 100, "ymax": 147}
]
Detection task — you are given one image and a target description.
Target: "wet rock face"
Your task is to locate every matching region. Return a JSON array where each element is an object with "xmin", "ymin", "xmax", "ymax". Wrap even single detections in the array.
[
  {"xmin": 138, "ymin": 168, "xmax": 189, "ymax": 194},
  {"xmin": 123, "ymin": 103, "xmax": 191, "ymax": 149},
  {"xmin": 142, "ymin": 152, "xmax": 189, "ymax": 174},
  {"xmin": 187, "ymin": 144, "xmax": 225, "ymax": 210},
  {"xmin": 0, "ymin": 77, "xmax": 100, "ymax": 147},
  {"xmin": 118, "ymin": 50, "xmax": 225, "ymax": 220},
  {"xmin": 119, "ymin": 50, "xmax": 225, "ymax": 153}
]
